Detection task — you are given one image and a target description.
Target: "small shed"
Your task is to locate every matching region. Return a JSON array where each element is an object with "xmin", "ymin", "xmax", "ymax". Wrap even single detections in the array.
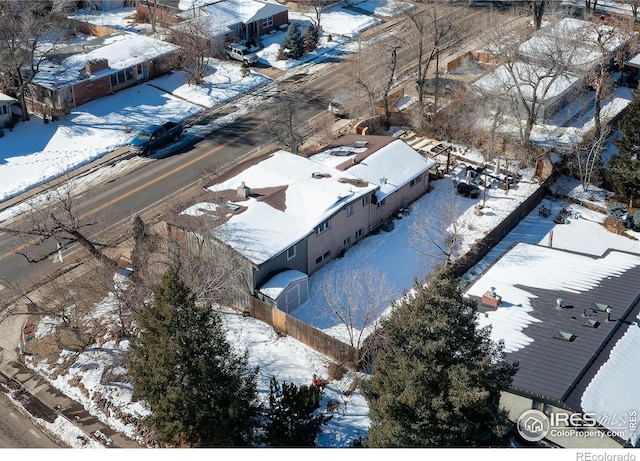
[{"xmin": 258, "ymin": 270, "xmax": 308, "ymax": 313}]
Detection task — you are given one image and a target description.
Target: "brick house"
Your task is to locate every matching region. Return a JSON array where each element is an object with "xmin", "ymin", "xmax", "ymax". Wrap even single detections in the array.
[
  {"xmin": 177, "ymin": 0, "xmax": 289, "ymax": 43},
  {"xmin": 26, "ymin": 31, "xmax": 180, "ymax": 118}
]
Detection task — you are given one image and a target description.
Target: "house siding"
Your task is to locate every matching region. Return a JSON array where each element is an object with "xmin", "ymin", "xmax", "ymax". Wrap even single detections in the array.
[
  {"xmin": 254, "ymin": 238, "xmax": 309, "ymax": 289},
  {"xmin": 307, "ymin": 195, "xmax": 372, "ymax": 275},
  {"xmin": 256, "ymin": 11, "xmax": 288, "ymax": 36},
  {"xmin": 73, "ymin": 77, "xmax": 112, "ymax": 107}
]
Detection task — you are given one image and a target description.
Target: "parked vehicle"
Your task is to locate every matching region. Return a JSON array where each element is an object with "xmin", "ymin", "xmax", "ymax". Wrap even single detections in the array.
[
  {"xmin": 328, "ymin": 93, "xmax": 356, "ymax": 117},
  {"xmin": 226, "ymin": 43, "xmax": 259, "ymax": 65},
  {"xmin": 130, "ymin": 121, "xmax": 183, "ymax": 155}
]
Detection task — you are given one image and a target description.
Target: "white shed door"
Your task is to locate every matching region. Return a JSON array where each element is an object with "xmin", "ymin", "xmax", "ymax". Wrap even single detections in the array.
[{"xmin": 284, "ymin": 282, "xmax": 300, "ymax": 312}]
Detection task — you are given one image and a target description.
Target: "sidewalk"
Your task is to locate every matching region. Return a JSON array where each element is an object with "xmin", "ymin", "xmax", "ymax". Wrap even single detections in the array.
[{"xmin": 0, "ymin": 259, "xmax": 142, "ymax": 448}]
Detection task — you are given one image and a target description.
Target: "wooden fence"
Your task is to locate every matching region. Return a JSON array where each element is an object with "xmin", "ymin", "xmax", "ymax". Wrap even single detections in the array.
[
  {"xmin": 448, "ymin": 179, "xmax": 551, "ymax": 278},
  {"xmin": 229, "ymin": 291, "xmax": 357, "ymax": 366}
]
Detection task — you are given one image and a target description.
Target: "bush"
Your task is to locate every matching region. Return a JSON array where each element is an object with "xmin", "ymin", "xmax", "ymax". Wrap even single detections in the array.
[
  {"xmin": 607, "ymin": 201, "xmax": 628, "ymax": 222},
  {"xmin": 633, "ymin": 210, "xmax": 640, "ymax": 230}
]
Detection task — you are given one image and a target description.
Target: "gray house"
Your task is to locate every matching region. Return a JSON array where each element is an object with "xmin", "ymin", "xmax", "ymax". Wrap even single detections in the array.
[{"xmin": 172, "ymin": 135, "xmax": 436, "ymax": 313}]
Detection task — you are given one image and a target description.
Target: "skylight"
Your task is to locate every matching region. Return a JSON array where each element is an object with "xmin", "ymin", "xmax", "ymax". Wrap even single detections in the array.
[{"xmin": 554, "ymin": 331, "xmax": 576, "ymax": 342}]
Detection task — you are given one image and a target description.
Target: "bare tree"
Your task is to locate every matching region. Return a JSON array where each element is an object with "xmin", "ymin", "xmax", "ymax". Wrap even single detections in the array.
[
  {"xmin": 0, "ymin": 184, "xmax": 120, "ymax": 271},
  {"xmin": 264, "ymin": 92, "xmax": 307, "ymax": 155},
  {"xmin": 0, "ymin": 0, "xmax": 71, "ymax": 121},
  {"xmin": 403, "ymin": 1, "xmax": 468, "ymax": 128},
  {"xmin": 140, "ymin": 0, "xmax": 160, "ymax": 35},
  {"xmin": 580, "ymin": 14, "xmax": 637, "ymax": 139},
  {"xmin": 315, "ymin": 266, "xmax": 395, "ymax": 365},
  {"xmin": 297, "ymin": 0, "xmax": 333, "ymax": 33},
  {"xmin": 476, "ymin": 14, "xmax": 582, "ymax": 153},
  {"xmin": 170, "ymin": 18, "xmax": 217, "ymax": 85},
  {"xmin": 409, "ymin": 192, "xmax": 472, "ymax": 269},
  {"xmin": 565, "ymin": 125, "xmax": 611, "ymax": 192}
]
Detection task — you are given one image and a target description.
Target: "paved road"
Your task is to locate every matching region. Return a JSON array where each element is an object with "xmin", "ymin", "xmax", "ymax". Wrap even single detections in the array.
[{"xmin": 0, "ymin": 390, "xmax": 60, "ymax": 448}]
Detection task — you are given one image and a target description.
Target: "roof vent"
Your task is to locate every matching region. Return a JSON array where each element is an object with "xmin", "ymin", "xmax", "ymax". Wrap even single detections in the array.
[
  {"xmin": 556, "ymin": 298, "xmax": 564, "ymax": 309},
  {"xmin": 353, "ymin": 140, "xmax": 368, "ymax": 147},
  {"xmin": 312, "ymin": 172, "xmax": 328, "ymax": 179},
  {"xmin": 225, "ymin": 202, "xmax": 240, "ymax": 211}
]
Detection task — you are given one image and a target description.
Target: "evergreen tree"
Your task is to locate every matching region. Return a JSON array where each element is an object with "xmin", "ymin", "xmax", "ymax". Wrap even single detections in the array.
[
  {"xmin": 361, "ymin": 267, "xmax": 517, "ymax": 447},
  {"xmin": 280, "ymin": 23, "xmax": 304, "ymax": 60},
  {"xmin": 262, "ymin": 376, "xmax": 330, "ymax": 447},
  {"xmin": 129, "ymin": 269, "xmax": 260, "ymax": 447},
  {"xmin": 304, "ymin": 23, "xmax": 320, "ymax": 53},
  {"xmin": 610, "ymin": 96, "xmax": 640, "ymax": 208}
]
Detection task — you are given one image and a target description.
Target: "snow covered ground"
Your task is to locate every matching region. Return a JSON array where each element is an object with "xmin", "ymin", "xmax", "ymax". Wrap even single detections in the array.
[{"xmin": 4, "ymin": 1, "xmax": 640, "ymax": 451}]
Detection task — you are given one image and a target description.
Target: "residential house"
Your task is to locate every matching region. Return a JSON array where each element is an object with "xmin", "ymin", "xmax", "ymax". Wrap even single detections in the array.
[
  {"xmin": 175, "ymin": 0, "xmax": 288, "ymax": 43},
  {"xmin": 464, "ymin": 242, "xmax": 640, "ymax": 448},
  {"xmin": 167, "ymin": 135, "xmax": 436, "ymax": 312},
  {"xmin": 26, "ymin": 31, "xmax": 180, "ymax": 118},
  {"xmin": 0, "ymin": 93, "xmax": 18, "ymax": 128},
  {"xmin": 473, "ymin": 17, "xmax": 633, "ymax": 124}
]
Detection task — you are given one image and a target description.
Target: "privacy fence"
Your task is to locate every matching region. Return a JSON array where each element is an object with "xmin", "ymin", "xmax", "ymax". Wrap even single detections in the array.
[{"xmin": 229, "ymin": 291, "xmax": 357, "ymax": 366}]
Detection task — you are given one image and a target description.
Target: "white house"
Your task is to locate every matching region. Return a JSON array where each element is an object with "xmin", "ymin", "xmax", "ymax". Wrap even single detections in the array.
[{"xmin": 0, "ymin": 93, "xmax": 17, "ymax": 128}]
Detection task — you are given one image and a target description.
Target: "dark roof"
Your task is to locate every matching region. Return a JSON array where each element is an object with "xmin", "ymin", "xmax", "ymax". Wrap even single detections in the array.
[{"xmin": 468, "ymin": 244, "xmax": 640, "ymax": 412}]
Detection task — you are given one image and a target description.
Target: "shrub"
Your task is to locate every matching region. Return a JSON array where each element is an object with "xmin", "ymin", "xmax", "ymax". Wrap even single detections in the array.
[
  {"xmin": 607, "ymin": 201, "xmax": 628, "ymax": 222},
  {"xmin": 633, "ymin": 209, "xmax": 640, "ymax": 230}
]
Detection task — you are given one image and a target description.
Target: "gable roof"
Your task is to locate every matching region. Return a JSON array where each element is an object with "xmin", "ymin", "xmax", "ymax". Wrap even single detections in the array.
[
  {"xmin": 189, "ymin": 136, "xmax": 435, "ymax": 265},
  {"xmin": 464, "ymin": 242, "xmax": 640, "ymax": 417},
  {"xmin": 33, "ymin": 32, "xmax": 180, "ymax": 90},
  {"xmin": 202, "ymin": 0, "xmax": 286, "ymax": 23}
]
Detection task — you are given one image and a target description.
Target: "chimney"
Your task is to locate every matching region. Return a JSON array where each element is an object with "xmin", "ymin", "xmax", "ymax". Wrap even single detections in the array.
[
  {"xmin": 237, "ymin": 181, "xmax": 251, "ymax": 198},
  {"xmin": 85, "ymin": 58, "xmax": 109, "ymax": 74},
  {"xmin": 482, "ymin": 287, "xmax": 501, "ymax": 308}
]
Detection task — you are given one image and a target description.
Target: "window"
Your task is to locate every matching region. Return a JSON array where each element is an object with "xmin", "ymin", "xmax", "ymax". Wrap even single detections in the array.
[
  {"xmin": 262, "ymin": 16, "xmax": 273, "ymax": 28},
  {"xmin": 315, "ymin": 250, "xmax": 330, "ymax": 265},
  {"xmin": 315, "ymin": 219, "xmax": 330, "ymax": 235},
  {"xmin": 110, "ymin": 67, "xmax": 135, "ymax": 87},
  {"xmin": 343, "ymin": 236, "xmax": 351, "ymax": 246},
  {"xmin": 286, "ymin": 245, "xmax": 296, "ymax": 261},
  {"xmin": 410, "ymin": 174, "xmax": 422, "ymax": 187},
  {"xmin": 346, "ymin": 204, "xmax": 353, "ymax": 217},
  {"xmin": 377, "ymin": 199, "xmax": 386, "ymax": 208},
  {"xmin": 362, "ymin": 195, "xmax": 369, "ymax": 207},
  {"xmin": 1, "ymin": 105, "xmax": 6, "ymax": 115},
  {"xmin": 355, "ymin": 228, "xmax": 362, "ymax": 239}
]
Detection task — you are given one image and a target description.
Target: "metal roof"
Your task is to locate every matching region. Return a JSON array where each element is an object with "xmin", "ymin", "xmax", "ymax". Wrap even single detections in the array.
[{"xmin": 468, "ymin": 244, "xmax": 640, "ymax": 412}]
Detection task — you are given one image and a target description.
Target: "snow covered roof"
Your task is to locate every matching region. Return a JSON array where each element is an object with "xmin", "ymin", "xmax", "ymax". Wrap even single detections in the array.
[
  {"xmin": 202, "ymin": 0, "xmax": 287, "ymax": 25},
  {"xmin": 259, "ymin": 270, "xmax": 308, "ymax": 300},
  {"xmin": 202, "ymin": 137, "xmax": 435, "ymax": 265},
  {"xmin": 519, "ymin": 18, "xmax": 630, "ymax": 69},
  {"xmin": 33, "ymin": 32, "xmax": 180, "ymax": 89},
  {"xmin": 465, "ymin": 242, "xmax": 640, "ymax": 412},
  {"xmin": 581, "ymin": 312, "xmax": 640, "ymax": 446},
  {"xmin": 474, "ymin": 61, "xmax": 580, "ymax": 103},
  {"xmin": 0, "ymin": 93, "xmax": 18, "ymax": 104}
]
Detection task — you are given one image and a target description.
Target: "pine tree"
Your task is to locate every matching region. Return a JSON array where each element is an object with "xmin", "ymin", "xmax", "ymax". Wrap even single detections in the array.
[
  {"xmin": 129, "ymin": 269, "xmax": 260, "ymax": 447},
  {"xmin": 280, "ymin": 23, "xmax": 304, "ymax": 60},
  {"xmin": 304, "ymin": 23, "xmax": 319, "ymax": 53},
  {"xmin": 262, "ymin": 376, "xmax": 330, "ymax": 447},
  {"xmin": 610, "ymin": 96, "xmax": 640, "ymax": 208},
  {"xmin": 361, "ymin": 267, "xmax": 517, "ymax": 447}
]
